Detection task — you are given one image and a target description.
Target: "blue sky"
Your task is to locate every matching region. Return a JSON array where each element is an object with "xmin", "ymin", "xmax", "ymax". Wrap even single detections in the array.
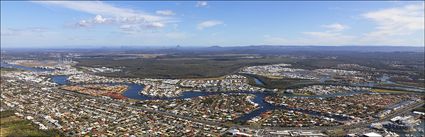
[{"xmin": 1, "ymin": 1, "xmax": 424, "ymax": 48}]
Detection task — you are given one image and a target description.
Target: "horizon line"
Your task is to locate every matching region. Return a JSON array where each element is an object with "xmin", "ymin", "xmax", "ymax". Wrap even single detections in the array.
[{"xmin": 2, "ymin": 44, "xmax": 425, "ymax": 49}]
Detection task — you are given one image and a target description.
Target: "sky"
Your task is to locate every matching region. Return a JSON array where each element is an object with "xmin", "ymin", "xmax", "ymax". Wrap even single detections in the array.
[{"xmin": 1, "ymin": 1, "xmax": 424, "ymax": 48}]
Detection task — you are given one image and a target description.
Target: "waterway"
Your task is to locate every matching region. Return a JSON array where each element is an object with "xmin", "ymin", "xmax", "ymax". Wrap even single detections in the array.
[
  {"xmin": 1, "ymin": 63, "xmax": 362, "ymax": 122},
  {"xmin": 253, "ymin": 78, "xmax": 265, "ymax": 86},
  {"xmin": 49, "ymin": 75, "xmax": 355, "ymax": 122},
  {"xmin": 51, "ymin": 75, "xmax": 70, "ymax": 85},
  {"xmin": 1, "ymin": 62, "xmax": 53, "ymax": 72},
  {"xmin": 0, "ymin": 63, "xmax": 391, "ymax": 122}
]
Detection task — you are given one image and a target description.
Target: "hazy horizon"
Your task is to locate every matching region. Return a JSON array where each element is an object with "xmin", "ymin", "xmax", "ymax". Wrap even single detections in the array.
[{"xmin": 1, "ymin": 44, "xmax": 425, "ymax": 49}]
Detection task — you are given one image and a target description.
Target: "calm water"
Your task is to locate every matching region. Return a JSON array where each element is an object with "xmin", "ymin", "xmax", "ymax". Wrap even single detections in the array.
[
  {"xmin": 6, "ymin": 64, "xmax": 356, "ymax": 122},
  {"xmin": 6, "ymin": 62, "xmax": 425, "ymax": 135},
  {"xmin": 1, "ymin": 62, "xmax": 53, "ymax": 72},
  {"xmin": 253, "ymin": 78, "xmax": 265, "ymax": 86},
  {"xmin": 48, "ymin": 75, "xmax": 356, "ymax": 122},
  {"xmin": 234, "ymin": 93, "xmax": 278, "ymax": 122},
  {"xmin": 51, "ymin": 75, "xmax": 70, "ymax": 85}
]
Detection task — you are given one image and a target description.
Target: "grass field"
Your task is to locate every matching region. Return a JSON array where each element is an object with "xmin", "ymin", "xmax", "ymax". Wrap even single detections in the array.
[
  {"xmin": 0, "ymin": 67, "xmax": 23, "ymax": 72},
  {"xmin": 370, "ymin": 89, "xmax": 414, "ymax": 94},
  {"xmin": 250, "ymin": 74, "xmax": 318, "ymax": 89},
  {"xmin": 0, "ymin": 110, "xmax": 62, "ymax": 137}
]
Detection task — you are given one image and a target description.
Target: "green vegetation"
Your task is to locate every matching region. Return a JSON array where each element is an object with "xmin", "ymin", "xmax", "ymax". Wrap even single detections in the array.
[
  {"xmin": 0, "ymin": 67, "xmax": 22, "ymax": 72},
  {"xmin": 201, "ymin": 98, "xmax": 215, "ymax": 104},
  {"xmin": 390, "ymin": 81, "xmax": 425, "ymax": 88},
  {"xmin": 71, "ymin": 51, "xmax": 424, "ymax": 89},
  {"xmin": 76, "ymin": 55, "xmax": 295, "ymax": 79},
  {"xmin": 0, "ymin": 110, "xmax": 14, "ymax": 118},
  {"xmin": 0, "ymin": 110, "xmax": 62, "ymax": 137},
  {"xmin": 325, "ymin": 128, "xmax": 346, "ymax": 136},
  {"xmin": 249, "ymin": 74, "xmax": 318, "ymax": 89},
  {"xmin": 412, "ymin": 105, "xmax": 425, "ymax": 113},
  {"xmin": 239, "ymin": 74, "xmax": 267, "ymax": 88},
  {"xmin": 370, "ymin": 89, "xmax": 415, "ymax": 94}
]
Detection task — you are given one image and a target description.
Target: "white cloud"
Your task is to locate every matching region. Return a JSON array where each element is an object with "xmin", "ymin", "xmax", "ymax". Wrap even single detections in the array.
[
  {"xmin": 363, "ymin": 3, "xmax": 424, "ymax": 37},
  {"xmin": 156, "ymin": 10, "xmax": 175, "ymax": 16},
  {"xmin": 118, "ymin": 22, "xmax": 165, "ymax": 32},
  {"xmin": 356, "ymin": 3, "xmax": 425, "ymax": 46},
  {"xmin": 322, "ymin": 23, "xmax": 348, "ymax": 32},
  {"xmin": 76, "ymin": 15, "xmax": 112, "ymax": 27},
  {"xmin": 197, "ymin": 20, "xmax": 223, "ymax": 30},
  {"xmin": 115, "ymin": 30, "xmax": 189, "ymax": 44},
  {"xmin": 196, "ymin": 1, "xmax": 208, "ymax": 7},
  {"xmin": 304, "ymin": 32, "xmax": 341, "ymax": 38},
  {"xmin": 93, "ymin": 15, "xmax": 108, "ymax": 24},
  {"xmin": 263, "ymin": 4, "xmax": 424, "ymax": 46},
  {"xmin": 288, "ymin": 22, "xmax": 354, "ymax": 45},
  {"xmin": 303, "ymin": 32, "xmax": 356, "ymax": 44},
  {"xmin": 263, "ymin": 33, "xmax": 356, "ymax": 46},
  {"xmin": 34, "ymin": 1, "xmax": 163, "ymax": 20},
  {"xmin": 1, "ymin": 27, "xmax": 48, "ymax": 37},
  {"xmin": 34, "ymin": 1, "xmax": 174, "ymax": 29},
  {"xmin": 119, "ymin": 24, "xmax": 138, "ymax": 31},
  {"xmin": 263, "ymin": 35, "xmax": 290, "ymax": 44},
  {"xmin": 77, "ymin": 20, "xmax": 90, "ymax": 27},
  {"xmin": 165, "ymin": 32, "xmax": 188, "ymax": 39},
  {"xmin": 146, "ymin": 22, "xmax": 165, "ymax": 28},
  {"xmin": 263, "ymin": 22, "xmax": 354, "ymax": 45}
]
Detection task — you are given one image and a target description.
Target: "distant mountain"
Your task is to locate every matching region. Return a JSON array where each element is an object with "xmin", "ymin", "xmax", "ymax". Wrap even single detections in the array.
[
  {"xmin": 240, "ymin": 45, "xmax": 424, "ymax": 52},
  {"xmin": 170, "ymin": 45, "xmax": 424, "ymax": 54},
  {"xmin": 3, "ymin": 45, "xmax": 423, "ymax": 53}
]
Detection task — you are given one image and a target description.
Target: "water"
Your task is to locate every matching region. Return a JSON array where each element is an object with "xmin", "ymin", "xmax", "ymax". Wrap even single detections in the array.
[
  {"xmin": 253, "ymin": 78, "xmax": 265, "ymax": 86},
  {"xmin": 234, "ymin": 92, "xmax": 352, "ymax": 122},
  {"xmin": 1, "ymin": 62, "xmax": 53, "ymax": 72},
  {"xmin": 234, "ymin": 93, "xmax": 278, "ymax": 122},
  {"xmin": 51, "ymin": 75, "xmax": 70, "ymax": 85},
  {"xmin": 121, "ymin": 85, "xmax": 354, "ymax": 122},
  {"xmin": 319, "ymin": 76, "xmax": 331, "ymax": 83},
  {"xmin": 48, "ymin": 75, "xmax": 357, "ymax": 122},
  {"xmin": 9, "ymin": 63, "xmax": 357, "ymax": 123}
]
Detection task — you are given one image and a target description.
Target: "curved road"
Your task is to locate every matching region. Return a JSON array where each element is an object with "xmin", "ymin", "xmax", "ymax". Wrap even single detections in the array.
[{"xmin": 56, "ymin": 85, "xmax": 424, "ymax": 132}]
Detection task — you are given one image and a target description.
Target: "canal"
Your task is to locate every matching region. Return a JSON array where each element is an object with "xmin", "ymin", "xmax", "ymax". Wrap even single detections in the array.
[{"xmin": 3, "ymin": 63, "xmax": 369, "ymax": 123}]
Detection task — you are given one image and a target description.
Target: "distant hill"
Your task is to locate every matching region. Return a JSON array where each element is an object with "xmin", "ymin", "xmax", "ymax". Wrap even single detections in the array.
[
  {"xmin": 152, "ymin": 45, "xmax": 425, "ymax": 55},
  {"xmin": 228, "ymin": 45, "xmax": 425, "ymax": 52},
  {"xmin": 2, "ymin": 45, "xmax": 424, "ymax": 53}
]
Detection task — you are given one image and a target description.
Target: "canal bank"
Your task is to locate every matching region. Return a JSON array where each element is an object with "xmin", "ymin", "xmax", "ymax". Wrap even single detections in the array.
[
  {"xmin": 3, "ymin": 63, "xmax": 373, "ymax": 123},
  {"xmin": 50, "ymin": 75, "xmax": 355, "ymax": 123}
]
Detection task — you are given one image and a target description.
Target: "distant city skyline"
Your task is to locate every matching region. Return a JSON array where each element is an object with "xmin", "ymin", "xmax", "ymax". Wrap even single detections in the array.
[{"xmin": 1, "ymin": 1, "xmax": 424, "ymax": 48}]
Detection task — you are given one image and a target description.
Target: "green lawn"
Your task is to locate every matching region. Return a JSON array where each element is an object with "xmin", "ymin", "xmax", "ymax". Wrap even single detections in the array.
[
  {"xmin": 370, "ymin": 89, "xmax": 414, "ymax": 94},
  {"xmin": 0, "ymin": 110, "xmax": 62, "ymax": 137}
]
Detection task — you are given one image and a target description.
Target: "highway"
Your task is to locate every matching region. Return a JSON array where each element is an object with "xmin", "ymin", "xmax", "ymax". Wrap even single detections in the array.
[
  {"xmin": 132, "ymin": 94, "xmax": 424, "ymax": 132},
  {"xmin": 239, "ymin": 101, "xmax": 424, "ymax": 132}
]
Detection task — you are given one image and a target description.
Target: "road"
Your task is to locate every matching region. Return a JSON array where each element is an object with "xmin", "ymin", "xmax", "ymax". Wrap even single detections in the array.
[
  {"xmin": 56, "ymin": 88, "xmax": 229, "ymax": 127},
  {"xmin": 9, "ymin": 79, "xmax": 423, "ymax": 137},
  {"xmin": 238, "ymin": 101, "xmax": 424, "ymax": 132},
  {"xmin": 57, "ymin": 85, "xmax": 424, "ymax": 132}
]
